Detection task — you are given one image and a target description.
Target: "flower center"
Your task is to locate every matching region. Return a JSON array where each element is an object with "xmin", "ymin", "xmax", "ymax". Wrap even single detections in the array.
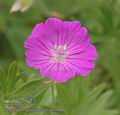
[{"xmin": 52, "ymin": 45, "xmax": 67, "ymax": 62}]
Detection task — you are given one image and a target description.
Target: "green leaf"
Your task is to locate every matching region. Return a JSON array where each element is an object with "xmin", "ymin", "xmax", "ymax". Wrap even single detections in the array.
[
  {"xmin": 56, "ymin": 77, "xmax": 94, "ymax": 113},
  {"xmin": 8, "ymin": 61, "xmax": 17, "ymax": 80},
  {"xmin": 76, "ymin": 87, "xmax": 118, "ymax": 115},
  {"xmin": 12, "ymin": 72, "xmax": 24, "ymax": 86},
  {"xmin": 11, "ymin": 79, "xmax": 51, "ymax": 97},
  {"xmin": 31, "ymin": 89, "xmax": 47, "ymax": 107},
  {"xmin": 57, "ymin": 83, "xmax": 118, "ymax": 115},
  {"xmin": 7, "ymin": 61, "xmax": 17, "ymax": 93},
  {"xmin": 14, "ymin": 88, "xmax": 48, "ymax": 115},
  {"xmin": 0, "ymin": 66, "xmax": 7, "ymax": 96},
  {"xmin": 0, "ymin": 99, "xmax": 9, "ymax": 115},
  {"xmin": 4, "ymin": 79, "xmax": 51, "ymax": 114}
]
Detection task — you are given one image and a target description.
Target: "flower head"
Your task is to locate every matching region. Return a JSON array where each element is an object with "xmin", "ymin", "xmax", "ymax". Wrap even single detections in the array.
[
  {"xmin": 24, "ymin": 18, "xmax": 97, "ymax": 83},
  {"xmin": 10, "ymin": 0, "xmax": 33, "ymax": 13}
]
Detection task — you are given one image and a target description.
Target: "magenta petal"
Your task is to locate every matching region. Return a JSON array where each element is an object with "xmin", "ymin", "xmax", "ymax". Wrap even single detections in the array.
[
  {"xmin": 67, "ymin": 44, "xmax": 97, "ymax": 61},
  {"xmin": 41, "ymin": 69, "xmax": 76, "ymax": 83},
  {"xmin": 82, "ymin": 44, "xmax": 97, "ymax": 61},
  {"xmin": 31, "ymin": 23, "xmax": 44, "ymax": 37},
  {"xmin": 40, "ymin": 62, "xmax": 76, "ymax": 82},
  {"xmin": 77, "ymin": 68, "xmax": 93, "ymax": 76},
  {"xmin": 44, "ymin": 18, "xmax": 65, "ymax": 45},
  {"xmin": 47, "ymin": 71, "xmax": 75, "ymax": 83}
]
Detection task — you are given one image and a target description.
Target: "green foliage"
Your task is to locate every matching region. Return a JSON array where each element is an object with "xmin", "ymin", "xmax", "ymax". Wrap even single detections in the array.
[
  {"xmin": 0, "ymin": 62, "xmax": 49, "ymax": 115},
  {"xmin": 11, "ymin": 79, "xmax": 49, "ymax": 97},
  {"xmin": 0, "ymin": 0, "xmax": 120, "ymax": 115},
  {"xmin": 56, "ymin": 79, "xmax": 118, "ymax": 115},
  {"xmin": 0, "ymin": 66, "xmax": 7, "ymax": 96}
]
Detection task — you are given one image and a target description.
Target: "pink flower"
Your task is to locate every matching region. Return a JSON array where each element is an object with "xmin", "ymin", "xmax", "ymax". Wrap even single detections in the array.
[{"xmin": 24, "ymin": 18, "xmax": 97, "ymax": 83}]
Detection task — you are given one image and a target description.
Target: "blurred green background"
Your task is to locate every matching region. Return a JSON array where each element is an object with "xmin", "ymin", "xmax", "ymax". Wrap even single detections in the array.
[{"xmin": 0, "ymin": 0, "xmax": 120, "ymax": 115}]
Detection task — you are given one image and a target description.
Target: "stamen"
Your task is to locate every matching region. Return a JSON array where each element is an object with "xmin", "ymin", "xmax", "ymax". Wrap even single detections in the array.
[{"xmin": 52, "ymin": 45, "xmax": 67, "ymax": 62}]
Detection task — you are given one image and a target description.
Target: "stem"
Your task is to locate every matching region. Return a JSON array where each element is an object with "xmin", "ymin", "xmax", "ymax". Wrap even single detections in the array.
[{"xmin": 51, "ymin": 82, "xmax": 55, "ymax": 109}]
